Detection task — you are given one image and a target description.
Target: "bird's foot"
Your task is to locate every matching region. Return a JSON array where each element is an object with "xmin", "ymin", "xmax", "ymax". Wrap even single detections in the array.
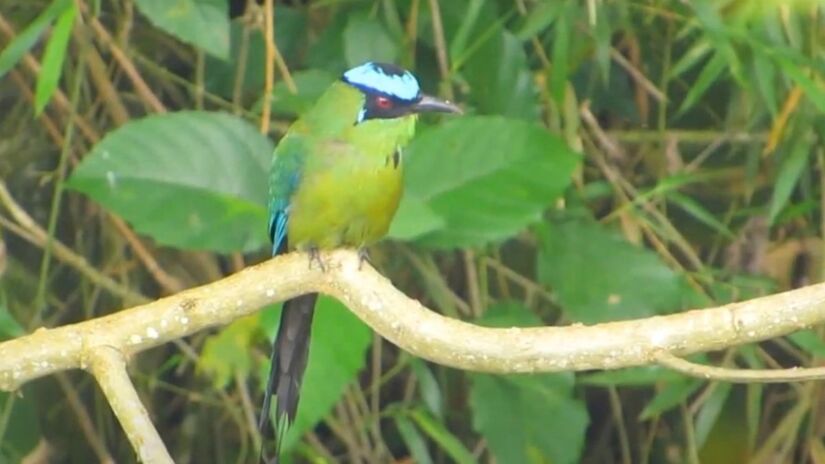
[
  {"xmin": 308, "ymin": 247, "xmax": 326, "ymax": 272},
  {"xmin": 357, "ymin": 248, "xmax": 371, "ymax": 271}
]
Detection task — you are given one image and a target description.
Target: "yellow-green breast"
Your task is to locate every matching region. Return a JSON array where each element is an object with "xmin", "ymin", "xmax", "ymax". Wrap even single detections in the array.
[{"xmin": 278, "ymin": 82, "xmax": 417, "ymax": 250}]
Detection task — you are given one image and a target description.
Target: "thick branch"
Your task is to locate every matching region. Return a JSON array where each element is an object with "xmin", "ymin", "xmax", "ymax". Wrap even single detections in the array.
[{"xmin": 1, "ymin": 249, "xmax": 823, "ymax": 392}]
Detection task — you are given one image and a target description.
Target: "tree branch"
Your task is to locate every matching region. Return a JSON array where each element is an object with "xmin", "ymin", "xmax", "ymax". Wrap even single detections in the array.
[
  {"xmin": 87, "ymin": 346, "xmax": 173, "ymax": 464},
  {"xmin": 1, "ymin": 249, "xmax": 824, "ymax": 393}
]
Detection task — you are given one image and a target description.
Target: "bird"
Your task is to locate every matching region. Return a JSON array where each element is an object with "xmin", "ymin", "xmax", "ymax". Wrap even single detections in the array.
[{"xmin": 260, "ymin": 61, "xmax": 461, "ymax": 463}]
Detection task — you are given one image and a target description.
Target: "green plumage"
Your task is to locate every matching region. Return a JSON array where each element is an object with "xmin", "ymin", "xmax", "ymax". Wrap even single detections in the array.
[
  {"xmin": 260, "ymin": 81, "xmax": 417, "ymax": 464},
  {"xmin": 260, "ymin": 62, "xmax": 459, "ymax": 464},
  {"xmin": 269, "ymin": 82, "xmax": 416, "ymax": 250}
]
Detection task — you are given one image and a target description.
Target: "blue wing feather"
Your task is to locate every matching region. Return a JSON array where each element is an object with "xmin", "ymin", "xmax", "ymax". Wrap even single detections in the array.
[
  {"xmin": 269, "ymin": 207, "xmax": 289, "ymax": 256},
  {"xmin": 268, "ymin": 136, "xmax": 306, "ymax": 257}
]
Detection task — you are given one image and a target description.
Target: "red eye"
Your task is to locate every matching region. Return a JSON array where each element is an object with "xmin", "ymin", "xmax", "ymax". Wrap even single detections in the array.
[{"xmin": 375, "ymin": 96, "xmax": 393, "ymax": 109}]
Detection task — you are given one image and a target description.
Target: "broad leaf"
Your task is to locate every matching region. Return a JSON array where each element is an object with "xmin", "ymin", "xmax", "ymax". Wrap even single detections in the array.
[
  {"xmin": 402, "ymin": 116, "xmax": 579, "ymax": 248},
  {"xmin": 470, "ymin": 304, "xmax": 588, "ymax": 464},
  {"xmin": 200, "ymin": 314, "xmax": 259, "ymax": 389},
  {"xmin": 463, "ymin": 29, "xmax": 537, "ymax": 120},
  {"xmin": 68, "ymin": 111, "xmax": 271, "ymax": 253},
  {"xmin": 0, "ymin": 391, "xmax": 40, "ymax": 462},
  {"xmin": 205, "ymin": 8, "xmax": 308, "ymax": 98},
  {"xmin": 134, "ymin": 0, "xmax": 229, "ymax": 58},
  {"xmin": 344, "ymin": 13, "xmax": 398, "ymax": 67},
  {"xmin": 537, "ymin": 213, "xmax": 686, "ymax": 323},
  {"xmin": 267, "ymin": 70, "xmax": 336, "ymax": 117},
  {"xmin": 388, "ymin": 195, "xmax": 445, "ymax": 241}
]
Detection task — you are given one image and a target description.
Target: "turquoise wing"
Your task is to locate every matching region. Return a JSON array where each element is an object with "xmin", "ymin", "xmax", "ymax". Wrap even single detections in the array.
[{"xmin": 268, "ymin": 134, "xmax": 307, "ymax": 255}]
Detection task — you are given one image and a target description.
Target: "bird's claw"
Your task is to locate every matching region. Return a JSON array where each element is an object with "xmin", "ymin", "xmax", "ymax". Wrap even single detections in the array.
[
  {"xmin": 308, "ymin": 248, "xmax": 326, "ymax": 272},
  {"xmin": 357, "ymin": 248, "xmax": 370, "ymax": 270}
]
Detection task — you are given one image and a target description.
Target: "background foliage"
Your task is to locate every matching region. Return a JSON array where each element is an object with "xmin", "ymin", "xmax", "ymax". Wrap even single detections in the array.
[{"xmin": 2, "ymin": 0, "xmax": 825, "ymax": 463}]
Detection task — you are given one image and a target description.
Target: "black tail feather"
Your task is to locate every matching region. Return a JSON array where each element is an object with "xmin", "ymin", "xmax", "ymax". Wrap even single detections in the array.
[{"xmin": 259, "ymin": 293, "xmax": 318, "ymax": 464}]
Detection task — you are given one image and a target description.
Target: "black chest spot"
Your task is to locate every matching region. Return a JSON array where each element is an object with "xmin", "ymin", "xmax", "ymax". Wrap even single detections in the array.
[{"xmin": 392, "ymin": 147, "xmax": 401, "ymax": 169}]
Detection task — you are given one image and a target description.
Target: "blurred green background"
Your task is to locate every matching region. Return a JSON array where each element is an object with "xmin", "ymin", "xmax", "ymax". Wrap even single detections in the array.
[{"xmin": 2, "ymin": 0, "xmax": 825, "ymax": 463}]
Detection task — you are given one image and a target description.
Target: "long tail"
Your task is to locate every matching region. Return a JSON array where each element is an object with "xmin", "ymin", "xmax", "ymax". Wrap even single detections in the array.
[{"xmin": 259, "ymin": 292, "xmax": 318, "ymax": 464}]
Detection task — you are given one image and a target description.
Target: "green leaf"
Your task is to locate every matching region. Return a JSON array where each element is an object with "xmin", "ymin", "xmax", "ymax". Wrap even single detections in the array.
[
  {"xmin": 537, "ymin": 214, "xmax": 686, "ymax": 323},
  {"xmin": 666, "ymin": 191, "xmax": 735, "ymax": 239},
  {"xmin": 470, "ymin": 374, "xmax": 588, "ymax": 464},
  {"xmin": 134, "ymin": 0, "xmax": 229, "ymax": 58},
  {"xmin": 694, "ymin": 383, "xmax": 732, "ymax": 446},
  {"xmin": 769, "ymin": 135, "xmax": 812, "ymax": 224},
  {"xmin": 775, "ymin": 55, "xmax": 825, "ymax": 114},
  {"xmin": 275, "ymin": 296, "xmax": 373, "ymax": 451},
  {"xmin": 67, "ymin": 111, "xmax": 271, "ymax": 253},
  {"xmin": 0, "ymin": 304, "xmax": 24, "ymax": 339},
  {"xmin": 787, "ymin": 330, "xmax": 825, "ymax": 358},
  {"xmin": 393, "ymin": 414, "xmax": 434, "ymax": 464},
  {"xmin": 579, "ymin": 366, "xmax": 685, "ymax": 387},
  {"xmin": 463, "ymin": 30, "xmax": 537, "ymax": 120},
  {"xmin": 343, "ymin": 13, "xmax": 397, "ymax": 67},
  {"xmin": 388, "ymin": 195, "xmax": 445, "ymax": 241},
  {"xmin": 268, "ymin": 70, "xmax": 336, "ymax": 117},
  {"xmin": 640, "ymin": 378, "xmax": 702, "ymax": 419},
  {"xmin": 447, "ymin": 0, "xmax": 486, "ymax": 60},
  {"xmin": 0, "ymin": 0, "xmax": 72, "ymax": 79},
  {"xmin": 669, "ymin": 39, "xmax": 713, "ymax": 79},
  {"xmin": 514, "ymin": 1, "xmax": 562, "ymax": 41},
  {"xmin": 200, "ymin": 314, "xmax": 259, "ymax": 389},
  {"xmin": 410, "ymin": 359, "xmax": 444, "ymax": 419},
  {"xmin": 752, "ymin": 50, "xmax": 778, "ymax": 116},
  {"xmin": 469, "ymin": 304, "xmax": 588, "ymax": 464},
  {"xmin": 34, "ymin": 1, "xmax": 75, "ymax": 115},
  {"xmin": 408, "ymin": 408, "xmax": 476, "ymax": 464},
  {"xmin": 205, "ymin": 9, "xmax": 307, "ymax": 98},
  {"xmin": 676, "ymin": 50, "xmax": 728, "ymax": 115},
  {"xmin": 404, "ymin": 116, "xmax": 579, "ymax": 248},
  {"xmin": 0, "ymin": 392, "xmax": 40, "ymax": 461},
  {"xmin": 549, "ymin": 1, "xmax": 572, "ymax": 104}
]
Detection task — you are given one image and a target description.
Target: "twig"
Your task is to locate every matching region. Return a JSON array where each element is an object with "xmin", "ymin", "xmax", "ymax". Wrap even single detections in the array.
[
  {"xmin": 85, "ymin": 14, "xmax": 166, "ymax": 113},
  {"xmin": 463, "ymin": 250, "xmax": 482, "ymax": 317},
  {"xmin": 608, "ymin": 386, "xmax": 632, "ymax": 464},
  {"xmin": 82, "ymin": 32, "xmax": 130, "ymax": 125},
  {"xmin": 681, "ymin": 403, "xmax": 701, "ymax": 464},
  {"xmin": 656, "ymin": 352, "xmax": 825, "ymax": 383},
  {"xmin": 234, "ymin": 369, "xmax": 261, "ymax": 455},
  {"xmin": 427, "ymin": 0, "xmax": 453, "ymax": 100},
  {"xmin": 260, "ymin": 0, "xmax": 275, "ymax": 133},
  {"xmin": 87, "ymin": 346, "xmax": 173, "ymax": 464},
  {"xmin": 108, "ymin": 215, "xmax": 185, "ymax": 294},
  {"xmin": 55, "ymin": 373, "xmax": 116, "ymax": 464},
  {"xmin": 33, "ymin": 33, "xmax": 87, "ymax": 327},
  {"xmin": 610, "ymin": 47, "xmax": 667, "ymax": 104},
  {"xmin": 8, "ymin": 69, "xmax": 64, "ymax": 145},
  {"xmin": 0, "ymin": 183, "xmax": 147, "ymax": 304}
]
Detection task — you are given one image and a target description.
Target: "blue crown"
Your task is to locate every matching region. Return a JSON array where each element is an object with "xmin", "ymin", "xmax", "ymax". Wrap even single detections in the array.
[{"xmin": 342, "ymin": 62, "xmax": 422, "ymax": 102}]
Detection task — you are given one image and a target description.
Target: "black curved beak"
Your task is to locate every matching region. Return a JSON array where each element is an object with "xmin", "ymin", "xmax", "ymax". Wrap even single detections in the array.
[{"xmin": 412, "ymin": 94, "xmax": 463, "ymax": 114}]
